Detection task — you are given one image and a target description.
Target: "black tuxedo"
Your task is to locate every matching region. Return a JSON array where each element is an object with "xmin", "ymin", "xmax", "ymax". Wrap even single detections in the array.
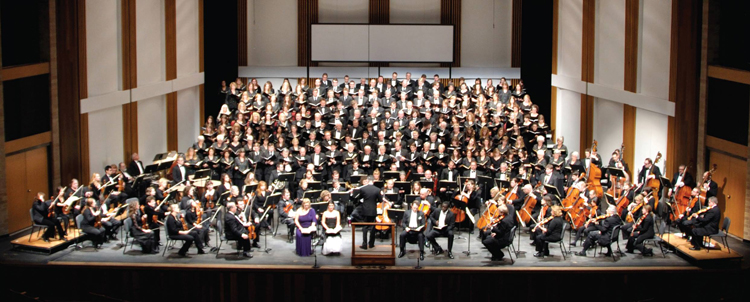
[
  {"xmin": 225, "ymin": 211, "xmax": 251, "ymax": 252},
  {"xmin": 482, "ymin": 214, "xmax": 514, "ymax": 259},
  {"xmin": 426, "ymin": 209, "xmax": 455, "ymax": 252},
  {"xmin": 171, "ymin": 164, "xmax": 187, "ymax": 184},
  {"xmin": 537, "ymin": 172, "xmax": 565, "ymax": 199},
  {"xmin": 128, "ymin": 160, "xmax": 145, "ymax": 176},
  {"xmin": 534, "ymin": 216, "xmax": 564, "ymax": 253},
  {"xmin": 688, "ymin": 206, "xmax": 720, "ymax": 248},
  {"xmin": 400, "ymin": 209, "xmax": 426, "ymax": 253},
  {"xmin": 354, "ymin": 184, "xmax": 382, "ymax": 247},
  {"xmin": 702, "ymin": 180, "xmax": 718, "ymax": 202}
]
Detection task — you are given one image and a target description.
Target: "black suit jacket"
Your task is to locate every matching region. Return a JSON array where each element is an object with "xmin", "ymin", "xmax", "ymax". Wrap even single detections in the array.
[
  {"xmin": 32, "ymin": 200, "xmax": 49, "ymax": 224},
  {"xmin": 429, "ymin": 209, "xmax": 455, "ymax": 231},
  {"xmin": 358, "ymin": 184, "xmax": 382, "ymax": 217},
  {"xmin": 543, "ymin": 217, "xmax": 564, "ymax": 242},
  {"xmin": 402, "ymin": 209, "xmax": 426, "ymax": 230},
  {"xmin": 635, "ymin": 213, "xmax": 655, "ymax": 239},
  {"xmin": 696, "ymin": 206, "xmax": 720, "ymax": 234},
  {"xmin": 462, "ymin": 170, "xmax": 484, "ymax": 178},
  {"xmin": 597, "ymin": 215, "xmax": 622, "ymax": 244},
  {"xmin": 224, "ymin": 211, "xmax": 248, "ymax": 240},
  {"xmin": 491, "ymin": 215, "xmax": 514, "ymax": 243},
  {"xmin": 703, "ymin": 180, "xmax": 718, "ymax": 200},
  {"xmin": 128, "ymin": 160, "xmax": 145, "ymax": 176},
  {"xmin": 537, "ymin": 172, "xmax": 565, "ymax": 198},
  {"xmin": 671, "ymin": 172, "xmax": 695, "ymax": 188},
  {"xmin": 171, "ymin": 165, "xmax": 186, "ymax": 183}
]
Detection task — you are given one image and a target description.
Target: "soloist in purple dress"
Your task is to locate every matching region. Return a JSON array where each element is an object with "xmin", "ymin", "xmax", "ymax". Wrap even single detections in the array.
[{"xmin": 295, "ymin": 209, "xmax": 317, "ymax": 256}]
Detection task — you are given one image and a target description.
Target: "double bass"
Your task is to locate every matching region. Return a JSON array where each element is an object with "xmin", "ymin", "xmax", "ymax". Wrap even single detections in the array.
[
  {"xmin": 586, "ymin": 141, "xmax": 603, "ymax": 198},
  {"xmin": 644, "ymin": 152, "xmax": 662, "ymax": 210},
  {"xmin": 670, "ymin": 164, "xmax": 693, "ymax": 221}
]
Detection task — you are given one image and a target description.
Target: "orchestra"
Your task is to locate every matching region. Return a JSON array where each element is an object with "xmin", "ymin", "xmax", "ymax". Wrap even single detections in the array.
[{"xmin": 30, "ymin": 72, "xmax": 729, "ymax": 264}]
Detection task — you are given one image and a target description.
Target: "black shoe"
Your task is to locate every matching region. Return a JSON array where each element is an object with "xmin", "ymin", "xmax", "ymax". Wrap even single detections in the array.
[
  {"xmin": 575, "ymin": 251, "xmax": 587, "ymax": 257},
  {"xmin": 448, "ymin": 252, "xmax": 454, "ymax": 259},
  {"xmin": 643, "ymin": 249, "xmax": 654, "ymax": 257},
  {"xmin": 159, "ymin": 242, "xmax": 164, "ymax": 246},
  {"xmin": 369, "ymin": 244, "xmax": 375, "ymax": 249},
  {"xmin": 419, "ymin": 253, "xmax": 425, "ymax": 261},
  {"xmin": 602, "ymin": 252, "xmax": 613, "ymax": 257},
  {"xmin": 533, "ymin": 252, "xmax": 544, "ymax": 258},
  {"xmin": 544, "ymin": 251, "xmax": 550, "ymax": 256},
  {"xmin": 252, "ymin": 242, "xmax": 261, "ymax": 248},
  {"xmin": 689, "ymin": 246, "xmax": 701, "ymax": 251},
  {"xmin": 398, "ymin": 251, "xmax": 405, "ymax": 258},
  {"xmin": 243, "ymin": 252, "xmax": 253, "ymax": 258},
  {"xmin": 360, "ymin": 245, "xmax": 368, "ymax": 250},
  {"xmin": 529, "ymin": 241, "xmax": 536, "ymax": 246},
  {"xmin": 570, "ymin": 242, "xmax": 577, "ymax": 247},
  {"xmin": 490, "ymin": 256, "xmax": 504, "ymax": 261},
  {"xmin": 435, "ymin": 249, "xmax": 444, "ymax": 256},
  {"xmin": 197, "ymin": 249, "xmax": 206, "ymax": 255},
  {"xmin": 42, "ymin": 237, "xmax": 50, "ymax": 243},
  {"xmin": 110, "ymin": 235, "xmax": 118, "ymax": 241},
  {"xmin": 626, "ymin": 249, "xmax": 635, "ymax": 254}
]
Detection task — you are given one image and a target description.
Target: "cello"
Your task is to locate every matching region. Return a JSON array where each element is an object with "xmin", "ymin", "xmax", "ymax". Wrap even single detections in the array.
[
  {"xmin": 375, "ymin": 198, "xmax": 392, "ymax": 231},
  {"xmin": 518, "ymin": 191, "xmax": 538, "ymax": 226},
  {"xmin": 452, "ymin": 180, "xmax": 470, "ymax": 224},
  {"xmin": 586, "ymin": 141, "xmax": 603, "ymax": 198}
]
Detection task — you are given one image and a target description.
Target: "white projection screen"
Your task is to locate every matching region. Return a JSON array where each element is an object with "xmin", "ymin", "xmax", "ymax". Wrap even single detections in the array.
[{"xmin": 311, "ymin": 24, "xmax": 454, "ymax": 62}]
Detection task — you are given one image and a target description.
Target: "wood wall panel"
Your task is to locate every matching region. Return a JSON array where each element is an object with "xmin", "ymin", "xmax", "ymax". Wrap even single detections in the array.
[
  {"xmin": 78, "ymin": 0, "xmax": 89, "ymax": 179},
  {"xmin": 0, "ymin": 12, "xmax": 6, "ymax": 235},
  {"xmin": 49, "ymin": 0, "xmax": 60, "ymax": 188},
  {"xmin": 580, "ymin": 95, "xmax": 594, "ymax": 153},
  {"xmin": 298, "ymin": 0, "xmax": 319, "ymax": 67},
  {"xmin": 579, "ymin": 0, "xmax": 594, "ymax": 153},
  {"xmin": 122, "ymin": 103, "xmax": 138, "ymax": 163},
  {"xmin": 57, "ymin": 0, "xmax": 84, "ymax": 184},
  {"xmin": 369, "ymin": 0, "xmax": 390, "ymax": 24},
  {"xmin": 511, "ymin": 0, "xmax": 522, "ymax": 68},
  {"xmin": 4, "ymin": 132, "xmax": 52, "ymax": 155},
  {"xmin": 551, "ymin": 0, "xmax": 558, "ymax": 75},
  {"xmin": 238, "ymin": 0, "xmax": 247, "ymax": 66},
  {"xmin": 624, "ymin": 0, "xmax": 639, "ymax": 93},
  {"xmin": 166, "ymin": 0, "xmax": 178, "ymax": 151},
  {"xmin": 199, "ymin": 0, "xmax": 204, "ymax": 123},
  {"xmin": 440, "ymin": 0, "xmax": 461, "ymax": 67},
  {"xmin": 667, "ymin": 0, "xmax": 701, "ymax": 177},
  {"xmin": 0, "ymin": 63, "xmax": 50, "ymax": 81},
  {"xmin": 623, "ymin": 105, "xmax": 636, "ymax": 179},
  {"xmin": 708, "ymin": 151, "xmax": 746, "ymax": 238},
  {"xmin": 167, "ymin": 92, "xmax": 178, "ymax": 151},
  {"xmin": 122, "ymin": 0, "xmax": 138, "ymax": 163}
]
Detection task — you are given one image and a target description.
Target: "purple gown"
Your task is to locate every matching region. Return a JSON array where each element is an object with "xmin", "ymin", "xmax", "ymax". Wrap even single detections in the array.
[{"xmin": 295, "ymin": 209, "xmax": 317, "ymax": 256}]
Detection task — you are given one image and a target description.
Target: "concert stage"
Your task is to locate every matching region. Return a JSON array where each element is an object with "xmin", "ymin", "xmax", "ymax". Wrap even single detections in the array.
[{"xmin": 1, "ymin": 224, "xmax": 748, "ymax": 301}]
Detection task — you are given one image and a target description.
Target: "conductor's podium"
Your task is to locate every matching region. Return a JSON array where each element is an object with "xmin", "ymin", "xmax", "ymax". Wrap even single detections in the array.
[{"xmin": 351, "ymin": 222, "xmax": 396, "ymax": 266}]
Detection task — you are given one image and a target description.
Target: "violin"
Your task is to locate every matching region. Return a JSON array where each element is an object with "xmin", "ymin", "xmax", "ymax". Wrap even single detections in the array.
[
  {"xmin": 625, "ymin": 202, "xmax": 642, "ymax": 223},
  {"xmin": 181, "ymin": 215, "xmax": 189, "ymax": 231},
  {"xmin": 631, "ymin": 215, "xmax": 645, "ymax": 237},
  {"xmin": 687, "ymin": 205, "xmax": 713, "ymax": 220},
  {"xmin": 93, "ymin": 207, "xmax": 103, "ymax": 228},
  {"xmin": 532, "ymin": 215, "xmax": 554, "ymax": 232},
  {"xmin": 139, "ymin": 205, "xmax": 149, "ymax": 230},
  {"xmin": 586, "ymin": 213, "xmax": 612, "ymax": 227}
]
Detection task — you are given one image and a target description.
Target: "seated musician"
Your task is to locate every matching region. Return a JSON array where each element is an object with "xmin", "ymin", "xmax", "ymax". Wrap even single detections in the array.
[
  {"xmin": 452, "ymin": 179, "xmax": 480, "ymax": 214},
  {"xmin": 185, "ymin": 199, "xmax": 210, "ymax": 247},
  {"xmin": 398, "ymin": 201, "xmax": 426, "ymax": 261},
  {"xmin": 277, "ymin": 189, "xmax": 297, "ymax": 239},
  {"xmin": 529, "ymin": 195, "xmax": 552, "ymax": 244},
  {"xmin": 143, "ymin": 196, "xmax": 166, "ymax": 246},
  {"xmin": 127, "ymin": 200, "xmax": 157, "ymax": 254},
  {"xmin": 224, "ymin": 202, "xmax": 253, "ymax": 258},
  {"xmin": 80, "ymin": 198, "xmax": 108, "ymax": 248},
  {"xmin": 50, "ymin": 186, "xmax": 71, "ymax": 234},
  {"xmin": 165, "ymin": 204, "xmax": 206, "ymax": 257},
  {"xmin": 620, "ymin": 194, "xmax": 645, "ymax": 240},
  {"xmin": 425, "ymin": 201, "xmax": 456, "ymax": 259},
  {"xmin": 31, "ymin": 192, "xmax": 65, "ymax": 242},
  {"xmin": 685, "ymin": 197, "xmax": 720, "ymax": 251},
  {"xmin": 481, "ymin": 204, "xmax": 513, "ymax": 261},
  {"xmin": 63, "ymin": 178, "xmax": 85, "ymax": 217},
  {"xmin": 321, "ymin": 201, "xmax": 343, "ymax": 255},
  {"xmin": 625, "ymin": 205, "xmax": 654, "ymax": 256},
  {"xmin": 575, "ymin": 206, "xmax": 622, "ymax": 257},
  {"xmin": 532, "ymin": 205, "xmax": 564, "ymax": 257},
  {"xmin": 677, "ymin": 187, "xmax": 702, "ymax": 236},
  {"xmin": 415, "ymin": 188, "xmax": 435, "ymax": 209},
  {"xmin": 571, "ymin": 193, "xmax": 605, "ymax": 247}
]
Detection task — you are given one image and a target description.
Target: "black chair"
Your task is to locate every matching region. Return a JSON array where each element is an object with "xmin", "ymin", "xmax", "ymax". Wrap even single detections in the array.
[
  {"xmin": 642, "ymin": 219, "xmax": 667, "ymax": 258},
  {"xmin": 706, "ymin": 217, "xmax": 731, "ymax": 254},
  {"xmin": 28, "ymin": 209, "xmax": 49, "ymax": 242},
  {"xmin": 595, "ymin": 225, "xmax": 622, "ymax": 261},
  {"xmin": 162, "ymin": 236, "xmax": 189, "ymax": 257},
  {"xmin": 544, "ymin": 223, "xmax": 569, "ymax": 260},
  {"xmin": 505, "ymin": 226, "xmax": 517, "ymax": 264},
  {"xmin": 74, "ymin": 214, "xmax": 94, "ymax": 249},
  {"xmin": 121, "ymin": 218, "xmax": 136, "ymax": 254}
]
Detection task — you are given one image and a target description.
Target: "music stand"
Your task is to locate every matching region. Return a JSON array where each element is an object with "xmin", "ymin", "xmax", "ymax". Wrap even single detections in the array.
[
  {"xmin": 242, "ymin": 184, "xmax": 258, "ymax": 195},
  {"xmin": 278, "ymin": 172, "xmax": 295, "ymax": 183},
  {"xmin": 193, "ymin": 169, "xmax": 211, "ymax": 182},
  {"xmin": 373, "ymin": 180, "xmax": 384, "ymax": 189},
  {"xmin": 259, "ymin": 193, "xmax": 281, "ymax": 253},
  {"xmin": 419, "ymin": 180, "xmax": 436, "ymax": 192},
  {"xmin": 438, "ymin": 180, "xmax": 458, "ymax": 192},
  {"xmin": 307, "ymin": 181, "xmax": 323, "ymax": 191},
  {"xmin": 409, "ymin": 173, "xmax": 425, "ymax": 182},
  {"xmin": 387, "ymin": 208, "xmax": 405, "ymax": 244},
  {"xmin": 496, "ymin": 179, "xmax": 510, "ymax": 190},
  {"xmin": 477, "ymin": 175, "xmax": 494, "ymax": 200},
  {"xmin": 303, "ymin": 190, "xmax": 322, "ymax": 202},
  {"xmin": 543, "ymin": 184, "xmax": 561, "ymax": 198},
  {"xmin": 452, "ymin": 197, "xmax": 477, "ymax": 255},
  {"xmin": 394, "ymin": 181, "xmax": 411, "ymax": 194},
  {"xmin": 383, "ymin": 171, "xmax": 401, "ymax": 181}
]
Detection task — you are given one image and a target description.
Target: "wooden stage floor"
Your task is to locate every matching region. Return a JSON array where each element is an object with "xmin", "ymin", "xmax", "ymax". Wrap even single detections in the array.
[{"xmin": 2, "ymin": 222, "xmax": 746, "ymax": 272}]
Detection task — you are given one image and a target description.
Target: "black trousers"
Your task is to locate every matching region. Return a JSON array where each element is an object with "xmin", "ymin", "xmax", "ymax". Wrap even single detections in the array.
[
  {"xmin": 533, "ymin": 229, "xmax": 556, "ymax": 253},
  {"xmin": 690, "ymin": 227, "xmax": 713, "ymax": 248},
  {"xmin": 82, "ymin": 225, "xmax": 106, "ymax": 245},
  {"xmin": 425, "ymin": 228, "xmax": 454, "ymax": 252},
  {"xmin": 574, "ymin": 224, "xmax": 598, "ymax": 244},
  {"xmin": 102, "ymin": 218, "xmax": 122, "ymax": 237},
  {"xmin": 399, "ymin": 231, "xmax": 425, "ymax": 253},
  {"xmin": 38, "ymin": 218, "xmax": 65, "ymax": 239},
  {"xmin": 626, "ymin": 231, "xmax": 650, "ymax": 253},
  {"xmin": 362, "ymin": 215, "xmax": 376, "ymax": 247},
  {"xmin": 131, "ymin": 228, "xmax": 156, "ymax": 253},
  {"xmin": 229, "ymin": 236, "xmax": 251, "ymax": 252},
  {"xmin": 169, "ymin": 230, "xmax": 204, "ymax": 255},
  {"xmin": 621, "ymin": 223, "xmax": 634, "ymax": 240},
  {"xmin": 582, "ymin": 230, "xmax": 609, "ymax": 252},
  {"xmin": 482, "ymin": 236, "xmax": 509, "ymax": 258}
]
